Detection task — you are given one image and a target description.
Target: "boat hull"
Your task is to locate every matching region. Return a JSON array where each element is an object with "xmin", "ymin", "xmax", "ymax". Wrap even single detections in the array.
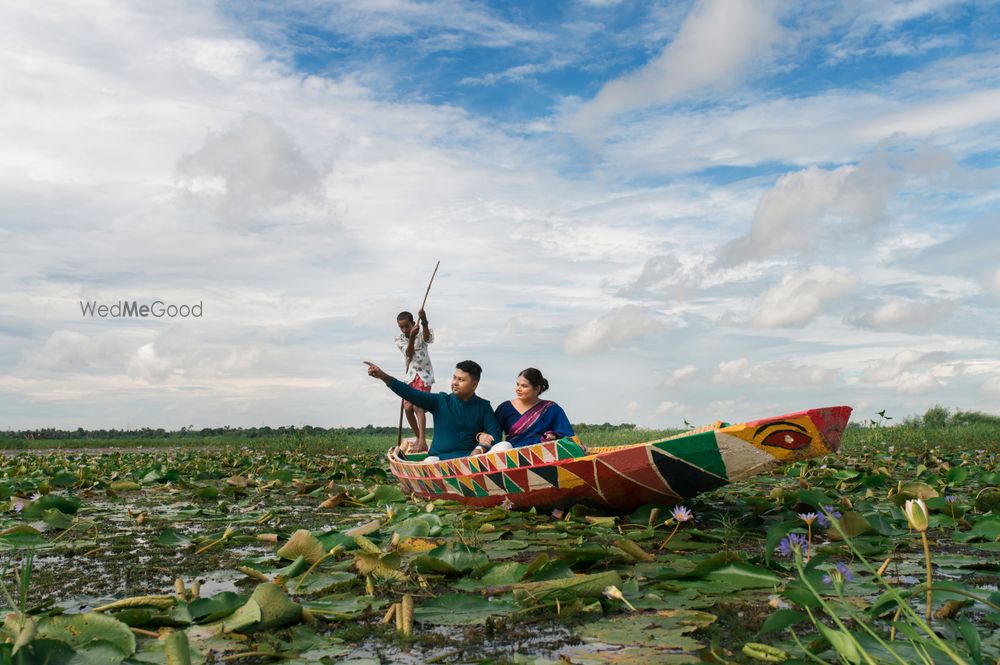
[{"xmin": 387, "ymin": 405, "xmax": 851, "ymax": 511}]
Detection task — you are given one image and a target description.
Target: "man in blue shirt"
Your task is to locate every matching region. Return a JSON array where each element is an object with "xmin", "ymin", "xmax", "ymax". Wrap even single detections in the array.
[{"xmin": 365, "ymin": 359, "xmax": 502, "ymax": 461}]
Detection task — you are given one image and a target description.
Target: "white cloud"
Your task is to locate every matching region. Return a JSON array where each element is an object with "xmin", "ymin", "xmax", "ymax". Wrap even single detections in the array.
[
  {"xmin": 846, "ymin": 298, "xmax": 956, "ymax": 329},
  {"xmin": 895, "ymin": 372, "xmax": 944, "ymax": 395},
  {"xmin": 460, "ymin": 63, "xmax": 551, "ymax": 87},
  {"xmin": 983, "ymin": 376, "xmax": 1000, "ymax": 397},
  {"xmin": 656, "ymin": 400, "xmax": 682, "ymax": 414},
  {"xmin": 720, "ymin": 149, "xmax": 910, "ymax": 265},
  {"xmin": 175, "ymin": 113, "xmax": 324, "ymax": 221},
  {"xmin": 575, "ymin": 0, "xmax": 787, "ymax": 128},
  {"xmin": 277, "ymin": 0, "xmax": 545, "ymax": 48},
  {"xmin": 711, "ymin": 358, "xmax": 837, "ymax": 386},
  {"xmin": 859, "ymin": 349, "xmax": 955, "ymax": 394},
  {"xmin": 751, "ymin": 267, "xmax": 858, "ymax": 328},
  {"xmin": 27, "ymin": 330, "xmax": 120, "ymax": 372},
  {"xmin": 861, "ymin": 350, "xmax": 930, "ymax": 383},
  {"xmin": 662, "ymin": 364, "xmax": 698, "ymax": 388},
  {"xmin": 564, "ymin": 305, "xmax": 661, "ymax": 355},
  {"xmin": 127, "ymin": 343, "xmax": 174, "ymax": 383}
]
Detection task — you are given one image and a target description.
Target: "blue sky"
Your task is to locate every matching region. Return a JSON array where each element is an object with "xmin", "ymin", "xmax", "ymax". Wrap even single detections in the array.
[{"xmin": 1, "ymin": 0, "xmax": 999, "ymax": 431}]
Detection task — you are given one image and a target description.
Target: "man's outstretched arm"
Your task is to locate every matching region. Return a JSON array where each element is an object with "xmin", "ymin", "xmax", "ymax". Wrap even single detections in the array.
[{"xmin": 365, "ymin": 361, "xmax": 438, "ymax": 412}]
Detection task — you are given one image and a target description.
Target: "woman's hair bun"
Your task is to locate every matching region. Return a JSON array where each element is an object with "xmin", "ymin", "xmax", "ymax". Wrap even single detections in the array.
[{"xmin": 519, "ymin": 367, "xmax": 549, "ymax": 394}]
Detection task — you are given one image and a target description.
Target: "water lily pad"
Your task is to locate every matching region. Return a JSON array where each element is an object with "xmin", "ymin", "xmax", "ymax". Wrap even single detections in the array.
[
  {"xmin": 156, "ymin": 528, "xmax": 192, "ymax": 548},
  {"xmin": 303, "ymin": 593, "xmax": 387, "ymax": 620},
  {"xmin": 36, "ymin": 613, "xmax": 135, "ymax": 660},
  {"xmin": 413, "ymin": 593, "xmax": 516, "ymax": 625},
  {"xmin": 223, "ymin": 583, "xmax": 302, "ymax": 633},
  {"xmin": 578, "ymin": 613, "xmax": 704, "ymax": 651},
  {"xmin": 513, "ymin": 570, "xmax": 622, "ymax": 604},
  {"xmin": 413, "ymin": 542, "xmax": 489, "ymax": 575},
  {"xmin": 277, "ymin": 529, "xmax": 327, "ymax": 563},
  {"xmin": 372, "ymin": 485, "xmax": 406, "ymax": 503},
  {"xmin": 188, "ymin": 591, "xmax": 247, "ymax": 623},
  {"xmin": 21, "ymin": 494, "xmax": 81, "ymax": 519},
  {"xmin": 293, "ymin": 571, "xmax": 357, "ymax": 595}
]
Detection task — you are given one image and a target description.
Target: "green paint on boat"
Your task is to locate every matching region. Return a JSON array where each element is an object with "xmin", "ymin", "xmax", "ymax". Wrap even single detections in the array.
[{"xmin": 652, "ymin": 430, "xmax": 728, "ymax": 480}]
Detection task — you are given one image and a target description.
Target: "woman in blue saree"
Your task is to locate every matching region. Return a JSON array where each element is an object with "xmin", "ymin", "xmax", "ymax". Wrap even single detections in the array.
[{"xmin": 489, "ymin": 368, "xmax": 574, "ymax": 452}]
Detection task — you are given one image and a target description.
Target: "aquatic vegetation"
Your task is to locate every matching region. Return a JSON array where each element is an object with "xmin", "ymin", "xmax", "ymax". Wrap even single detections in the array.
[{"xmin": 0, "ymin": 427, "xmax": 995, "ymax": 663}]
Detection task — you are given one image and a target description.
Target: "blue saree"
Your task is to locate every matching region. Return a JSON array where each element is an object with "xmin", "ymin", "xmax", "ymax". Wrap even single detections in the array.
[{"xmin": 494, "ymin": 399, "xmax": 574, "ymax": 447}]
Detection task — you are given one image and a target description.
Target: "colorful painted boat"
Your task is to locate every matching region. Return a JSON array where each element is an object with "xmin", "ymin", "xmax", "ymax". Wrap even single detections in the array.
[{"xmin": 387, "ymin": 405, "xmax": 851, "ymax": 511}]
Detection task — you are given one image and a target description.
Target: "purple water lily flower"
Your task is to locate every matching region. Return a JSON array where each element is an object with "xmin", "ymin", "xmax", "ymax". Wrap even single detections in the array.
[
  {"xmin": 778, "ymin": 532, "xmax": 808, "ymax": 557},
  {"xmin": 671, "ymin": 506, "xmax": 694, "ymax": 523},
  {"xmin": 823, "ymin": 562, "xmax": 855, "ymax": 585},
  {"xmin": 817, "ymin": 505, "xmax": 842, "ymax": 527}
]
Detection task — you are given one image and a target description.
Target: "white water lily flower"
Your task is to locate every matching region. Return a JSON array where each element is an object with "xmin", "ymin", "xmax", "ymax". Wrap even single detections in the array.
[{"xmin": 903, "ymin": 498, "xmax": 929, "ymax": 532}]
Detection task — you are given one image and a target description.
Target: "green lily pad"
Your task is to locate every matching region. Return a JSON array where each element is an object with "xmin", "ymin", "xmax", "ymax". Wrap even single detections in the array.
[
  {"xmin": 372, "ymin": 485, "xmax": 407, "ymax": 503},
  {"xmin": 22, "ymin": 494, "xmax": 81, "ymax": 519},
  {"xmin": 189, "ymin": 592, "xmax": 247, "ymax": 623},
  {"xmin": 303, "ymin": 593, "xmax": 387, "ymax": 620},
  {"xmin": 156, "ymin": 528, "xmax": 192, "ymax": 548},
  {"xmin": 36, "ymin": 613, "xmax": 135, "ymax": 660},
  {"xmin": 413, "ymin": 542, "xmax": 489, "ymax": 575},
  {"xmin": 223, "ymin": 583, "xmax": 302, "ymax": 633},
  {"xmin": 413, "ymin": 594, "xmax": 516, "ymax": 625},
  {"xmin": 578, "ymin": 612, "xmax": 706, "ymax": 651}
]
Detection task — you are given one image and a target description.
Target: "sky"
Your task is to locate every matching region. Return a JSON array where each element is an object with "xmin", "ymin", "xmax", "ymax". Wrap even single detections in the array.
[{"xmin": 2, "ymin": 0, "xmax": 999, "ymax": 431}]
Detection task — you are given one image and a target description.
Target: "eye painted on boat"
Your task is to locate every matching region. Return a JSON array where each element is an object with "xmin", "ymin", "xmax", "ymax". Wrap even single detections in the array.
[
  {"xmin": 761, "ymin": 429, "xmax": 812, "ymax": 450},
  {"xmin": 754, "ymin": 420, "xmax": 811, "ymax": 450}
]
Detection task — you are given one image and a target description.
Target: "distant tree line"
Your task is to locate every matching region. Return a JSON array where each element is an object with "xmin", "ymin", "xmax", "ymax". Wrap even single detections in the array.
[{"xmin": 1, "ymin": 422, "xmax": 640, "ymax": 441}]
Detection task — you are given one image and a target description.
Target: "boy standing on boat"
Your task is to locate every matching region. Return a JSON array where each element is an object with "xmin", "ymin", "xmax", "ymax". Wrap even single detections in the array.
[{"xmin": 395, "ymin": 309, "xmax": 434, "ymax": 453}]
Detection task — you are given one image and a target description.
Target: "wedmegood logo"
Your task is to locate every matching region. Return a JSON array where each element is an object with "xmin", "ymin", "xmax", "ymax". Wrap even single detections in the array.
[{"xmin": 79, "ymin": 300, "xmax": 203, "ymax": 318}]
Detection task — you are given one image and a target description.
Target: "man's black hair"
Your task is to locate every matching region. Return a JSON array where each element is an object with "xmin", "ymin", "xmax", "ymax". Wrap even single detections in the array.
[
  {"xmin": 455, "ymin": 360, "xmax": 482, "ymax": 381},
  {"xmin": 397, "ymin": 311, "xmax": 414, "ymax": 322}
]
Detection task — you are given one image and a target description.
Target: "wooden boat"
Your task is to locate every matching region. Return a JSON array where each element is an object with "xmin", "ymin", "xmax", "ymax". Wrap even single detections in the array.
[{"xmin": 387, "ymin": 405, "xmax": 851, "ymax": 511}]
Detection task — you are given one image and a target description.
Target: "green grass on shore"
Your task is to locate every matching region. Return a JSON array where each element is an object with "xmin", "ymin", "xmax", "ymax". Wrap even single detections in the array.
[{"xmin": 3, "ymin": 406, "xmax": 998, "ymax": 453}]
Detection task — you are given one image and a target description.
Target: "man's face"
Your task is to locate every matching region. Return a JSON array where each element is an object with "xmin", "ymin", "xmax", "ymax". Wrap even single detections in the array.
[
  {"xmin": 451, "ymin": 369, "xmax": 478, "ymax": 399},
  {"xmin": 397, "ymin": 318, "xmax": 415, "ymax": 336}
]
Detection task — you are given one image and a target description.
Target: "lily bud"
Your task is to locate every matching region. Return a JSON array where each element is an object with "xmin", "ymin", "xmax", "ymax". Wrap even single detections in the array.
[{"xmin": 904, "ymin": 498, "xmax": 929, "ymax": 532}]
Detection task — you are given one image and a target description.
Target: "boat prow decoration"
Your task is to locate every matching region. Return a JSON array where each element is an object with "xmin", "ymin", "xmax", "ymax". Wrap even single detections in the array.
[{"xmin": 387, "ymin": 405, "xmax": 851, "ymax": 511}]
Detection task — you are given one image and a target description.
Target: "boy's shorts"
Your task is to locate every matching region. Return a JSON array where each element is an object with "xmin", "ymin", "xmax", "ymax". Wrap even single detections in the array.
[{"xmin": 404, "ymin": 375, "xmax": 431, "ymax": 409}]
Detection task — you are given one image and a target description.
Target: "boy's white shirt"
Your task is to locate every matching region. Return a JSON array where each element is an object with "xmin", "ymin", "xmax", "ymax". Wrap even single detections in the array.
[{"xmin": 394, "ymin": 327, "xmax": 435, "ymax": 385}]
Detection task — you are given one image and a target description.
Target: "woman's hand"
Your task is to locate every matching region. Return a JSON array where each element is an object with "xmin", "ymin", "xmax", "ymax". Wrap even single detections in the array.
[{"xmin": 477, "ymin": 432, "xmax": 495, "ymax": 446}]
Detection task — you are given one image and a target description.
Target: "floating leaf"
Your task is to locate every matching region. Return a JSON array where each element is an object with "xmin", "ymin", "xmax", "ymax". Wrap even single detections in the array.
[
  {"xmin": 413, "ymin": 542, "xmax": 489, "ymax": 575},
  {"xmin": 578, "ymin": 612, "xmax": 704, "ymax": 651},
  {"xmin": 36, "ymin": 613, "xmax": 136, "ymax": 660},
  {"xmin": 276, "ymin": 529, "xmax": 326, "ymax": 563},
  {"xmin": 163, "ymin": 630, "xmax": 192, "ymax": 665},
  {"xmin": 21, "ymin": 495, "xmax": 80, "ymax": 519},
  {"xmin": 703, "ymin": 563, "xmax": 780, "ymax": 590},
  {"xmin": 827, "ymin": 511, "xmax": 872, "ymax": 540},
  {"xmin": 413, "ymin": 594, "xmax": 516, "ymax": 625},
  {"xmin": 188, "ymin": 592, "xmax": 247, "ymax": 623},
  {"xmin": 302, "ymin": 593, "xmax": 386, "ymax": 620},
  {"xmin": 372, "ymin": 485, "xmax": 406, "ymax": 503},
  {"xmin": 513, "ymin": 570, "xmax": 622, "ymax": 604},
  {"xmin": 156, "ymin": 528, "xmax": 192, "ymax": 548},
  {"xmin": 223, "ymin": 583, "xmax": 302, "ymax": 633},
  {"xmin": 354, "ymin": 551, "xmax": 406, "ymax": 581}
]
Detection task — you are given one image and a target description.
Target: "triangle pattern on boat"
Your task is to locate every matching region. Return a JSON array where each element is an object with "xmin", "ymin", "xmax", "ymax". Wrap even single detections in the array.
[
  {"xmin": 525, "ymin": 469, "xmax": 553, "ymax": 492},
  {"xmin": 482, "ymin": 473, "xmax": 505, "ymax": 494},
  {"xmin": 649, "ymin": 448, "xmax": 727, "ymax": 498},
  {"xmin": 556, "ymin": 466, "xmax": 585, "ymax": 488}
]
